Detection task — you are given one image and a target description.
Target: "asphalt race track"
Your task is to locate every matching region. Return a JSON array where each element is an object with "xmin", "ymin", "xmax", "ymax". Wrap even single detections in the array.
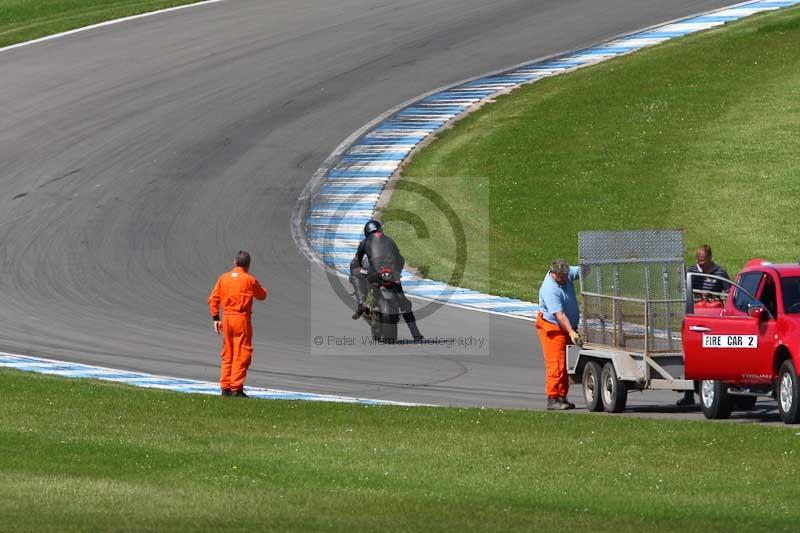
[{"xmin": 1, "ymin": 0, "xmax": 762, "ymax": 417}]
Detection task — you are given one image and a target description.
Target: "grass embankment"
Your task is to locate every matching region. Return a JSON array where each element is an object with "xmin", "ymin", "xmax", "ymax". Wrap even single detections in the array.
[
  {"xmin": 386, "ymin": 8, "xmax": 800, "ymax": 301},
  {"xmin": 0, "ymin": 0, "xmax": 208, "ymax": 48},
  {"xmin": 2, "ymin": 369, "xmax": 800, "ymax": 531}
]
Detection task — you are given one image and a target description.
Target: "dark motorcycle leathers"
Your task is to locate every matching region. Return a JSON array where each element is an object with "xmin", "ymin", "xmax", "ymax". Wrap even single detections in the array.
[{"xmin": 349, "ymin": 231, "xmax": 422, "ymax": 339}]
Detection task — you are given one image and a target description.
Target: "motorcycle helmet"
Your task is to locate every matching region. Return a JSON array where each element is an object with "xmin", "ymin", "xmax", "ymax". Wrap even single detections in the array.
[{"xmin": 363, "ymin": 219, "xmax": 382, "ymax": 237}]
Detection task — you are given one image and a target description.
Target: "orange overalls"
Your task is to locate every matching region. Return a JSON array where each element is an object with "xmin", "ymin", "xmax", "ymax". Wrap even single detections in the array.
[
  {"xmin": 208, "ymin": 266, "xmax": 267, "ymax": 392},
  {"xmin": 535, "ymin": 311, "xmax": 569, "ymax": 399}
]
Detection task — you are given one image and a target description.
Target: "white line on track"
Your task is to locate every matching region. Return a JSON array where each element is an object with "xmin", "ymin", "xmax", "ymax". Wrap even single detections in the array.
[{"xmin": 0, "ymin": 0, "xmax": 225, "ymax": 54}]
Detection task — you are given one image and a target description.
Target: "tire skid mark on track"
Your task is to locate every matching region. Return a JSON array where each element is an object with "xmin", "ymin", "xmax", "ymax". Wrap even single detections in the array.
[{"xmin": 7, "ymin": 1, "xmax": 797, "ymax": 404}]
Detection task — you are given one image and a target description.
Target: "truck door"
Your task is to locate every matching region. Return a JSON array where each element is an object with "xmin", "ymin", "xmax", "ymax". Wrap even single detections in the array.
[
  {"xmin": 736, "ymin": 273, "xmax": 778, "ymax": 382},
  {"xmin": 683, "ymin": 271, "xmax": 776, "ymax": 382}
]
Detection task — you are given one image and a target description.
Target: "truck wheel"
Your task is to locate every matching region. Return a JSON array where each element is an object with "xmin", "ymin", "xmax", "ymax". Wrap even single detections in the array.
[
  {"xmin": 733, "ymin": 395, "xmax": 757, "ymax": 411},
  {"xmin": 699, "ymin": 380, "xmax": 732, "ymax": 419},
  {"xmin": 582, "ymin": 361, "xmax": 604, "ymax": 412},
  {"xmin": 601, "ymin": 362, "xmax": 627, "ymax": 413},
  {"xmin": 777, "ymin": 360, "xmax": 800, "ymax": 424}
]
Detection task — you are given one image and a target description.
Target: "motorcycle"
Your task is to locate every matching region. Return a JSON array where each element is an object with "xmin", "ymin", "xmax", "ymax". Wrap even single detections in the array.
[{"xmin": 361, "ymin": 266, "xmax": 400, "ymax": 343}]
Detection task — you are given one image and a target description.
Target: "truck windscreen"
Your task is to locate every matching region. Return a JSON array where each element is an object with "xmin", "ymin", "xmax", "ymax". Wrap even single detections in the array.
[{"xmin": 780, "ymin": 276, "xmax": 800, "ymax": 314}]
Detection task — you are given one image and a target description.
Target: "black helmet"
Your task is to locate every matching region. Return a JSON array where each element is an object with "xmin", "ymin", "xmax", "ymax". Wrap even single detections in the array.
[{"xmin": 364, "ymin": 219, "xmax": 382, "ymax": 237}]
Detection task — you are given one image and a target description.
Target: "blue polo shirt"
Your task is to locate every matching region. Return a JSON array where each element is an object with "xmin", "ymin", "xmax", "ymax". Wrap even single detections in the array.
[{"xmin": 539, "ymin": 266, "xmax": 580, "ymax": 328}]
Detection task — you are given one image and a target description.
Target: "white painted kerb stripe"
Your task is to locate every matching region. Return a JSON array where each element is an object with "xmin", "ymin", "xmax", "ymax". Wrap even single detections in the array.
[{"xmin": 0, "ymin": 352, "xmax": 426, "ymax": 406}]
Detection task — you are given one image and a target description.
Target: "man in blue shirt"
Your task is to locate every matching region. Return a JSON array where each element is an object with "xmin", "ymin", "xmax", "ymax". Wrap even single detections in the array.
[{"xmin": 536, "ymin": 258, "xmax": 583, "ymax": 410}]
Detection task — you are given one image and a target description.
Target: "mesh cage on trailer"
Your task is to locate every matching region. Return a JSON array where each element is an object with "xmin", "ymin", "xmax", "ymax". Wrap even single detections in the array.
[{"xmin": 579, "ymin": 230, "xmax": 686, "ymax": 356}]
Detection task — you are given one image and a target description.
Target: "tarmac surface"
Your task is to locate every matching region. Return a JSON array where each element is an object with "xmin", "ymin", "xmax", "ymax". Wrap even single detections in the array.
[{"xmin": 3, "ymin": 0, "xmax": 778, "ymax": 420}]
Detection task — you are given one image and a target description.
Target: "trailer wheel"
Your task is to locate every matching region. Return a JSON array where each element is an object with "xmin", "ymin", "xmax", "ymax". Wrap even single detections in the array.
[
  {"xmin": 582, "ymin": 361, "xmax": 604, "ymax": 412},
  {"xmin": 699, "ymin": 380, "xmax": 732, "ymax": 419},
  {"xmin": 601, "ymin": 362, "xmax": 627, "ymax": 413},
  {"xmin": 777, "ymin": 360, "xmax": 800, "ymax": 424}
]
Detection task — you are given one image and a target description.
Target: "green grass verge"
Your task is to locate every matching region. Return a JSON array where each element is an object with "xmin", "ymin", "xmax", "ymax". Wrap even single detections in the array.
[
  {"xmin": 386, "ymin": 7, "xmax": 800, "ymax": 301},
  {"xmin": 2, "ymin": 369, "xmax": 800, "ymax": 531},
  {"xmin": 0, "ymin": 0, "xmax": 208, "ymax": 48}
]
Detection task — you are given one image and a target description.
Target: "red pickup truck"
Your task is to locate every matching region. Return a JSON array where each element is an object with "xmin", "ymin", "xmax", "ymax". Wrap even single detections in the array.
[{"xmin": 682, "ymin": 259, "xmax": 800, "ymax": 424}]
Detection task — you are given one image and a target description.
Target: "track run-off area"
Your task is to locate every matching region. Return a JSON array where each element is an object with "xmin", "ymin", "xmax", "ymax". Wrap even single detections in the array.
[{"xmin": 0, "ymin": 0, "xmax": 783, "ymax": 416}]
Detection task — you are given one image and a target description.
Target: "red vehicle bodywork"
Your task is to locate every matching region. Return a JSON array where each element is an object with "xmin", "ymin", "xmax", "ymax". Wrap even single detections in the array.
[{"xmin": 682, "ymin": 260, "xmax": 800, "ymax": 385}]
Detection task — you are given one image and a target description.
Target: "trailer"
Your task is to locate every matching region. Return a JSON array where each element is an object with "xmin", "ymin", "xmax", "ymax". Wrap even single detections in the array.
[{"xmin": 566, "ymin": 230, "xmax": 694, "ymax": 412}]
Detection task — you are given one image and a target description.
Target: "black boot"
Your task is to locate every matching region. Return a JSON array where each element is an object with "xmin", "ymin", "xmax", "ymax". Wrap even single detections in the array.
[
  {"xmin": 352, "ymin": 304, "xmax": 366, "ymax": 320},
  {"xmin": 677, "ymin": 391, "xmax": 695, "ymax": 406},
  {"xmin": 349, "ymin": 269, "xmax": 368, "ymax": 320},
  {"xmin": 546, "ymin": 398, "xmax": 570, "ymax": 410},
  {"xmin": 403, "ymin": 312, "xmax": 424, "ymax": 341}
]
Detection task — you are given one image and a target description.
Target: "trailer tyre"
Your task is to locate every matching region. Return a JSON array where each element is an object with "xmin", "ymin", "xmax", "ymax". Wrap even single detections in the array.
[
  {"xmin": 777, "ymin": 360, "xmax": 800, "ymax": 424},
  {"xmin": 699, "ymin": 380, "xmax": 733, "ymax": 419},
  {"xmin": 582, "ymin": 361, "xmax": 604, "ymax": 412},
  {"xmin": 601, "ymin": 362, "xmax": 627, "ymax": 413}
]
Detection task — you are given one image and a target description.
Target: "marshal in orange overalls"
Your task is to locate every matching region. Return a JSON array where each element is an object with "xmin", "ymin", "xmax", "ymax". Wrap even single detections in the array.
[
  {"xmin": 208, "ymin": 266, "xmax": 267, "ymax": 392},
  {"xmin": 535, "ymin": 311, "xmax": 570, "ymax": 399}
]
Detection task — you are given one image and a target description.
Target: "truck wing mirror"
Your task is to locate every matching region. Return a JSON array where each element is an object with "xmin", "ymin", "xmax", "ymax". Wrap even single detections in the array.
[{"xmin": 747, "ymin": 302, "xmax": 765, "ymax": 320}]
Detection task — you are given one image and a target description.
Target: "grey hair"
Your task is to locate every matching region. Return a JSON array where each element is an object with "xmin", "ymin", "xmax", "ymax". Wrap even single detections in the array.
[{"xmin": 550, "ymin": 258, "xmax": 570, "ymax": 275}]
